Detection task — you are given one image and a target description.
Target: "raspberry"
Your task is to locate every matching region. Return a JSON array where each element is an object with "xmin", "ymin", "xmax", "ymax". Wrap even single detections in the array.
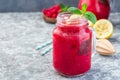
[
  {"xmin": 52, "ymin": 13, "xmax": 57, "ymax": 18},
  {"xmin": 51, "ymin": 8, "xmax": 57, "ymax": 14},
  {"xmin": 57, "ymin": 9, "xmax": 61, "ymax": 14},
  {"xmin": 42, "ymin": 4, "xmax": 61, "ymax": 18},
  {"xmin": 53, "ymin": 4, "xmax": 61, "ymax": 10},
  {"xmin": 46, "ymin": 11, "xmax": 51, "ymax": 17},
  {"xmin": 42, "ymin": 9, "xmax": 47, "ymax": 14}
]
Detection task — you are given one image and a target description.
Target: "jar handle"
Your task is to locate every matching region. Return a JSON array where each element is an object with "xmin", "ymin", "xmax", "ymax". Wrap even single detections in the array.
[{"xmin": 90, "ymin": 27, "xmax": 96, "ymax": 57}]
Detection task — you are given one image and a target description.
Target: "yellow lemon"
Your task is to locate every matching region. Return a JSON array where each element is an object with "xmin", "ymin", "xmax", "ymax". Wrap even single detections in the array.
[
  {"xmin": 66, "ymin": 14, "xmax": 82, "ymax": 25},
  {"xmin": 88, "ymin": 20, "xmax": 94, "ymax": 27},
  {"xmin": 93, "ymin": 19, "xmax": 113, "ymax": 39},
  {"xmin": 69, "ymin": 14, "xmax": 82, "ymax": 19}
]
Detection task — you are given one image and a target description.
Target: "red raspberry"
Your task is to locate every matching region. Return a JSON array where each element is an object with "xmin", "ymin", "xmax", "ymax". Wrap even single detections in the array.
[
  {"xmin": 52, "ymin": 13, "xmax": 57, "ymax": 18},
  {"xmin": 42, "ymin": 9, "xmax": 47, "ymax": 14},
  {"xmin": 42, "ymin": 4, "xmax": 61, "ymax": 18},
  {"xmin": 57, "ymin": 9, "xmax": 61, "ymax": 14},
  {"xmin": 46, "ymin": 11, "xmax": 51, "ymax": 17},
  {"xmin": 50, "ymin": 8, "xmax": 57, "ymax": 14},
  {"xmin": 53, "ymin": 4, "xmax": 61, "ymax": 10}
]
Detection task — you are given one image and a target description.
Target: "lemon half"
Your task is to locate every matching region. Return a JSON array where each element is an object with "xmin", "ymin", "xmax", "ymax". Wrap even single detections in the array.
[
  {"xmin": 93, "ymin": 19, "xmax": 113, "ymax": 39},
  {"xmin": 69, "ymin": 14, "xmax": 82, "ymax": 19}
]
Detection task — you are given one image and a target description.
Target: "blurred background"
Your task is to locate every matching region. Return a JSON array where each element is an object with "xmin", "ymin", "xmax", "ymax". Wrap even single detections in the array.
[{"xmin": 0, "ymin": 0, "xmax": 118, "ymax": 12}]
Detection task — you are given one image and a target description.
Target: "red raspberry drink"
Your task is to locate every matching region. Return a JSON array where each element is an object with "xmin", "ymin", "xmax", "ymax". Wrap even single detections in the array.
[{"xmin": 53, "ymin": 13, "xmax": 94, "ymax": 76}]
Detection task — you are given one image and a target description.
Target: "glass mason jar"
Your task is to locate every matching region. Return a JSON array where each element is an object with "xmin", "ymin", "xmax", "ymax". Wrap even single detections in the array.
[{"xmin": 52, "ymin": 13, "xmax": 95, "ymax": 77}]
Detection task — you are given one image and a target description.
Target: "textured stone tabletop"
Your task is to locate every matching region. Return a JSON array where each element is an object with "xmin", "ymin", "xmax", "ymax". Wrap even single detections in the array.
[{"xmin": 0, "ymin": 12, "xmax": 120, "ymax": 80}]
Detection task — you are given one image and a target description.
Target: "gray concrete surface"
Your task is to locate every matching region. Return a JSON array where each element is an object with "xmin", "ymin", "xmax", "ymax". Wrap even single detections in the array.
[{"xmin": 0, "ymin": 12, "xmax": 120, "ymax": 80}]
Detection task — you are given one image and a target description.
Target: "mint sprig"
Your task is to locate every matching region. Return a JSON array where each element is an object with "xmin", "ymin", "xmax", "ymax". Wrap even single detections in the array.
[
  {"xmin": 63, "ymin": 3, "xmax": 97, "ymax": 24},
  {"xmin": 81, "ymin": 3, "xmax": 87, "ymax": 14},
  {"xmin": 84, "ymin": 12, "xmax": 97, "ymax": 24},
  {"xmin": 67, "ymin": 7, "xmax": 82, "ymax": 14},
  {"xmin": 60, "ymin": 3, "xmax": 70, "ymax": 12}
]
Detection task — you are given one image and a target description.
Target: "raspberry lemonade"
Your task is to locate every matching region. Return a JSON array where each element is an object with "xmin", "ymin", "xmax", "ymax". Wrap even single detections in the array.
[{"xmin": 52, "ymin": 13, "xmax": 95, "ymax": 76}]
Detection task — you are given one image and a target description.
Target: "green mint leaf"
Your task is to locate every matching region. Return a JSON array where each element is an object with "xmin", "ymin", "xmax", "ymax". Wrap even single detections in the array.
[
  {"xmin": 67, "ymin": 7, "xmax": 82, "ymax": 14},
  {"xmin": 60, "ymin": 3, "xmax": 70, "ymax": 12},
  {"xmin": 61, "ymin": 5, "xmax": 70, "ymax": 12},
  {"xmin": 80, "ymin": 10, "xmax": 84, "ymax": 14},
  {"xmin": 82, "ymin": 3, "xmax": 87, "ymax": 13},
  {"xmin": 60, "ymin": 3, "xmax": 66, "ymax": 9},
  {"xmin": 84, "ymin": 12, "xmax": 97, "ymax": 24}
]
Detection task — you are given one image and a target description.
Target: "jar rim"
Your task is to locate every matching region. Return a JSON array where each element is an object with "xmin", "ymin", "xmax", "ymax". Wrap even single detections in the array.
[{"xmin": 57, "ymin": 12, "xmax": 88, "ymax": 26}]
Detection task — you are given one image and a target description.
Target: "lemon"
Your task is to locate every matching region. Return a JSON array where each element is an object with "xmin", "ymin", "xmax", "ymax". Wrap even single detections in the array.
[
  {"xmin": 69, "ymin": 14, "xmax": 82, "ymax": 19},
  {"xmin": 88, "ymin": 20, "xmax": 94, "ymax": 27},
  {"xmin": 93, "ymin": 19, "xmax": 113, "ymax": 39}
]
